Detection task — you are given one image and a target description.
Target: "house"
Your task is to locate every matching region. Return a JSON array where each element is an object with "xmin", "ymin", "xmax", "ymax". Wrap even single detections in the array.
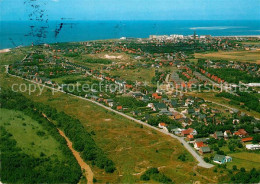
[
  {"xmin": 214, "ymin": 131, "xmax": 224, "ymax": 139},
  {"xmin": 117, "ymin": 106, "xmax": 123, "ymax": 111},
  {"xmin": 194, "ymin": 142, "xmax": 206, "ymax": 150},
  {"xmin": 241, "ymin": 137, "xmax": 253, "ymax": 143},
  {"xmin": 181, "ymin": 128, "xmax": 197, "ymax": 136},
  {"xmin": 171, "ymin": 112, "xmax": 183, "ymax": 120},
  {"xmin": 159, "ymin": 109, "xmax": 173, "ymax": 116},
  {"xmin": 246, "ymin": 144, "xmax": 260, "ymax": 150},
  {"xmin": 153, "ymin": 103, "xmax": 167, "ymax": 111},
  {"xmin": 152, "ymin": 93, "xmax": 162, "ymax": 99},
  {"xmin": 187, "ymin": 134, "xmax": 194, "ymax": 141},
  {"xmin": 233, "ymin": 129, "xmax": 248, "ymax": 137},
  {"xmin": 158, "ymin": 122, "xmax": 169, "ymax": 132},
  {"xmin": 199, "ymin": 146, "xmax": 211, "ymax": 155},
  {"xmin": 171, "ymin": 128, "xmax": 183, "ymax": 135},
  {"xmin": 158, "ymin": 122, "xmax": 167, "ymax": 128},
  {"xmin": 195, "ymin": 138, "xmax": 207, "ymax": 143},
  {"xmin": 224, "ymin": 130, "xmax": 232, "ymax": 139},
  {"xmin": 213, "ymin": 154, "xmax": 232, "ymax": 164},
  {"xmin": 105, "ymin": 99, "xmax": 114, "ymax": 107}
]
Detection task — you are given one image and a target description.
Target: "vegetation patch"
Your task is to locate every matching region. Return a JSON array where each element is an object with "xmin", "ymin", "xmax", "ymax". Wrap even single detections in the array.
[{"xmin": 140, "ymin": 168, "xmax": 173, "ymax": 183}]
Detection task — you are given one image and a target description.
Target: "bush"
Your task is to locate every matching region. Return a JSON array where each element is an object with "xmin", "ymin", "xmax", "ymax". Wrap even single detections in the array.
[{"xmin": 140, "ymin": 168, "xmax": 172, "ymax": 183}]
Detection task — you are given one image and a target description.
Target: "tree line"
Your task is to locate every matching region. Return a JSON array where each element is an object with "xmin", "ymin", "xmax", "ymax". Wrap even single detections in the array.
[
  {"xmin": 0, "ymin": 90, "xmax": 116, "ymax": 178},
  {"xmin": 1, "ymin": 92, "xmax": 82, "ymax": 183}
]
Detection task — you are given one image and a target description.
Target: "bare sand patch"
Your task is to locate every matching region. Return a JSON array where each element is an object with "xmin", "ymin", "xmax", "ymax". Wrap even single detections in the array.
[{"xmin": 0, "ymin": 49, "xmax": 11, "ymax": 53}]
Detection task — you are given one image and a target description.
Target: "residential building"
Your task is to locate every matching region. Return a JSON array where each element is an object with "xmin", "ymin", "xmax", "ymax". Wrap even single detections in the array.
[
  {"xmin": 233, "ymin": 129, "xmax": 248, "ymax": 137},
  {"xmin": 199, "ymin": 146, "xmax": 211, "ymax": 155},
  {"xmin": 214, "ymin": 131, "xmax": 224, "ymax": 139},
  {"xmin": 246, "ymin": 144, "xmax": 260, "ymax": 150},
  {"xmin": 241, "ymin": 137, "xmax": 253, "ymax": 143},
  {"xmin": 194, "ymin": 142, "xmax": 206, "ymax": 150},
  {"xmin": 213, "ymin": 154, "xmax": 232, "ymax": 164}
]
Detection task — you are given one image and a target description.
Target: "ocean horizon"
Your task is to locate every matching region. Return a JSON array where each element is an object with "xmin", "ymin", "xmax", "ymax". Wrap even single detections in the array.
[{"xmin": 1, "ymin": 20, "xmax": 260, "ymax": 49}]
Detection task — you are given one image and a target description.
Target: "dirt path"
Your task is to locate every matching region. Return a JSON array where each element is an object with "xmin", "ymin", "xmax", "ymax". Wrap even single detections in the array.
[
  {"xmin": 58, "ymin": 129, "xmax": 94, "ymax": 184},
  {"xmin": 41, "ymin": 113, "xmax": 94, "ymax": 184}
]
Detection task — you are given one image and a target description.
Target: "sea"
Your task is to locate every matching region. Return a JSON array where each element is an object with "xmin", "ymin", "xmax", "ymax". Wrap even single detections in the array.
[{"xmin": 0, "ymin": 20, "xmax": 260, "ymax": 49}]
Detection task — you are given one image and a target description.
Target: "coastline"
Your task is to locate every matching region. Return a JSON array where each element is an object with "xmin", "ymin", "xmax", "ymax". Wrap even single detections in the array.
[
  {"xmin": 0, "ymin": 34, "xmax": 260, "ymax": 50},
  {"xmin": 0, "ymin": 49, "xmax": 11, "ymax": 53}
]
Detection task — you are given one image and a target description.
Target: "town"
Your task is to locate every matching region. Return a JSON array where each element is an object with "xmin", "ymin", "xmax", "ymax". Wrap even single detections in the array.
[{"xmin": 7, "ymin": 34, "xmax": 260, "ymax": 171}]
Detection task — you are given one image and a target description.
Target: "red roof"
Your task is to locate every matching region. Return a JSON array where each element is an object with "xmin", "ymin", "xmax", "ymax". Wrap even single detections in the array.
[
  {"xmin": 241, "ymin": 137, "xmax": 253, "ymax": 142},
  {"xmin": 238, "ymin": 129, "xmax": 247, "ymax": 135},
  {"xmin": 117, "ymin": 106, "xmax": 123, "ymax": 110},
  {"xmin": 152, "ymin": 93, "xmax": 159, "ymax": 97},
  {"xmin": 187, "ymin": 135, "xmax": 194, "ymax": 139},
  {"xmin": 195, "ymin": 142, "xmax": 205, "ymax": 148},
  {"xmin": 234, "ymin": 129, "xmax": 248, "ymax": 136},
  {"xmin": 159, "ymin": 122, "xmax": 167, "ymax": 127},
  {"xmin": 182, "ymin": 128, "xmax": 194, "ymax": 135}
]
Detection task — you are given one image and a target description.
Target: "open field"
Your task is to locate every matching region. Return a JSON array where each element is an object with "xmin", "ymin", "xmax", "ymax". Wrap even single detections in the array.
[
  {"xmin": 1, "ymin": 108, "xmax": 64, "ymax": 159},
  {"xmin": 109, "ymin": 68, "xmax": 155, "ymax": 82},
  {"xmin": 239, "ymin": 41, "xmax": 260, "ymax": 46},
  {"xmin": 194, "ymin": 50, "xmax": 260, "ymax": 64},
  {"xmin": 0, "ymin": 61, "xmax": 224, "ymax": 183},
  {"xmin": 0, "ymin": 49, "xmax": 26, "ymax": 65},
  {"xmin": 228, "ymin": 152, "xmax": 260, "ymax": 170}
]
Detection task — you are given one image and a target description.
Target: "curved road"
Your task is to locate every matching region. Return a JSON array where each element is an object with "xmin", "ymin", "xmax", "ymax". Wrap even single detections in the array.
[{"xmin": 6, "ymin": 69, "xmax": 214, "ymax": 168}]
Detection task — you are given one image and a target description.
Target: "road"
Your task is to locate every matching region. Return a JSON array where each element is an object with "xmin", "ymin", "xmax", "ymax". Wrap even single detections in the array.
[{"xmin": 6, "ymin": 70, "xmax": 214, "ymax": 169}]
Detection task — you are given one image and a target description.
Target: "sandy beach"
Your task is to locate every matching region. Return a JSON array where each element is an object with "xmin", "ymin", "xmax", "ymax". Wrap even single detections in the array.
[{"xmin": 0, "ymin": 49, "xmax": 11, "ymax": 53}]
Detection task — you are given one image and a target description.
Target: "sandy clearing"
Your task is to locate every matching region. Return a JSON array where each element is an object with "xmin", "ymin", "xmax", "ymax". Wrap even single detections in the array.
[{"xmin": 58, "ymin": 129, "xmax": 94, "ymax": 184}]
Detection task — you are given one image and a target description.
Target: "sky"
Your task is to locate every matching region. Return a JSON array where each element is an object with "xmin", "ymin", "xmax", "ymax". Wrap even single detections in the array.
[{"xmin": 0, "ymin": 0, "xmax": 260, "ymax": 21}]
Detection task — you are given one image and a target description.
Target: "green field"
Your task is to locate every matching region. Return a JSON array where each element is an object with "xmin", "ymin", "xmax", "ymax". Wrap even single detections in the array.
[
  {"xmin": 228, "ymin": 152, "xmax": 260, "ymax": 170},
  {"xmin": 109, "ymin": 68, "xmax": 155, "ymax": 83},
  {"xmin": 1, "ymin": 108, "xmax": 64, "ymax": 159}
]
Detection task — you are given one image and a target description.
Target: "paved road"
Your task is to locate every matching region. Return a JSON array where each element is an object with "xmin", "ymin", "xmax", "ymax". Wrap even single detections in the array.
[{"xmin": 6, "ymin": 70, "xmax": 214, "ymax": 169}]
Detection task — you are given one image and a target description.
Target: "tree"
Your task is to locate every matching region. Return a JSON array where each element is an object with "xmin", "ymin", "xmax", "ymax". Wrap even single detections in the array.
[{"xmin": 232, "ymin": 165, "xmax": 237, "ymax": 171}]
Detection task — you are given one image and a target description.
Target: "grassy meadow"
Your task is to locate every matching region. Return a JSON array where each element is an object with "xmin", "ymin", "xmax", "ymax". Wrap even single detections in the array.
[
  {"xmin": 1, "ymin": 108, "xmax": 65, "ymax": 159},
  {"xmin": 194, "ymin": 50, "xmax": 260, "ymax": 64}
]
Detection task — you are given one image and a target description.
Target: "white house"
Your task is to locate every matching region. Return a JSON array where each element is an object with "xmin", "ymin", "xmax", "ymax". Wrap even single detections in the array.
[
  {"xmin": 246, "ymin": 144, "xmax": 260, "ymax": 150},
  {"xmin": 158, "ymin": 123, "xmax": 169, "ymax": 132}
]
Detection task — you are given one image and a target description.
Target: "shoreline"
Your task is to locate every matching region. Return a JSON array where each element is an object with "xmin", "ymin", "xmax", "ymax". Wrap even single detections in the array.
[
  {"xmin": 0, "ymin": 34, "xmax": 260, "ymax": 50},
  {"xmin": 0, "ymin": 49, "xmax": 11, "ymax": 53}
]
